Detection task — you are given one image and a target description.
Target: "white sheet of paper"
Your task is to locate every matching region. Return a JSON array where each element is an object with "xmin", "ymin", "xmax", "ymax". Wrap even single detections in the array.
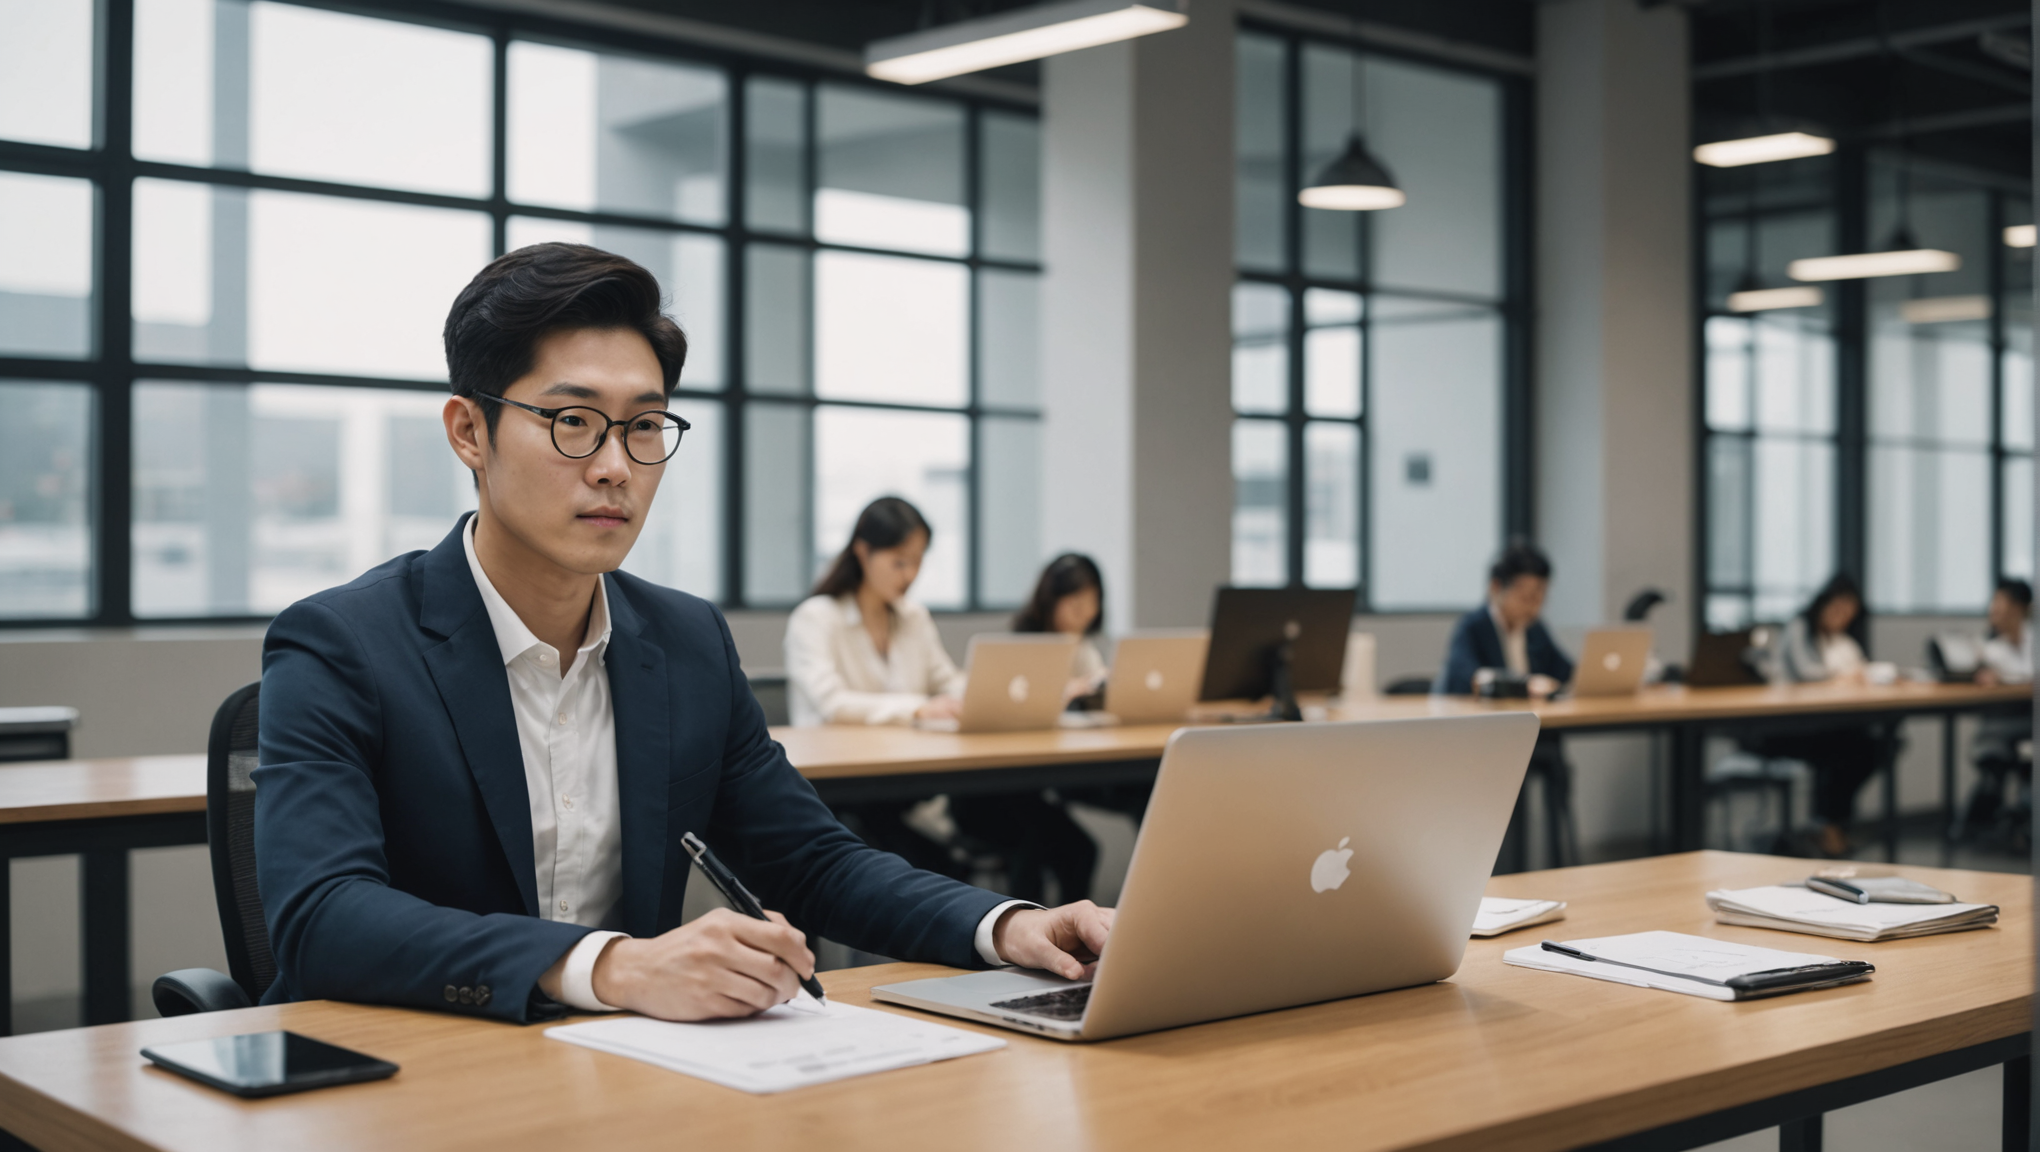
[
  {"xmin": 1473, "ymin": 897, "xmax": 1565, "ymax": 936},
  {"xmin": 1504, "ymin": 930, "xmax": 1848, "ymax": 1001},
  {"xmin": 1708, "ymin": 886, "xmax": 1994, "ymax": 932},
  {"xmin": 546, "ymin": 1000, "xmax": 1005, "ymax": 1094}
]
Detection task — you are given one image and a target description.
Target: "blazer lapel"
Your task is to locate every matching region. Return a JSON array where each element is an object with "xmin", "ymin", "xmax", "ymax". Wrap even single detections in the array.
[
  {"xmin": 418, "ymin": 516, "xmax": 541, "ymax": 918},
  {"xmin": 603, "ymin": 577, "xmax": 672, "ymax": 938}
]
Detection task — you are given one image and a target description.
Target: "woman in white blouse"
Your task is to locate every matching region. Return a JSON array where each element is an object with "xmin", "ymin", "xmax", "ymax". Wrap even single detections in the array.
[
  {"xmin": 1769, "ymin": 574, "xmax": 1883, "ymax": 857},
  {"xmin": 786, "ymin": 497, "xmax": 963, "ymax": 727},
  {"xmin": 786, "ymin": 499, "xmax": 1096, "ymax": 902}
]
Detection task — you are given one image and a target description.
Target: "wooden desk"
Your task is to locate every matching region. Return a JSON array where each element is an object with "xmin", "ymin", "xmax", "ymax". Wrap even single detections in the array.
[
  {"xmin": 0, "ymin": 757, "xmax": 207, "ymax": 1036},
  {"xmin": 0, "ymin": 852, "xmax": 2020, "ymax": 1152}
]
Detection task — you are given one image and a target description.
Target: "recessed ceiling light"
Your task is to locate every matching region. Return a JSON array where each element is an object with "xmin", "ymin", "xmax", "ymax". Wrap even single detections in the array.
[
  {"xmin": 1693, "ymin": 131, "xmax": 1837, "ymax": 168},
  {"xmin": 866, "ymin": 0, "xmax": 1188, "ymax": 86}
]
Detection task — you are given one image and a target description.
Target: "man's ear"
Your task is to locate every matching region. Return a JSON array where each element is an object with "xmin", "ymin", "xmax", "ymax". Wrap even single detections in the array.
[{"xmin": 445, "ymin": 396, "xmax": 488, "ymax": 476}]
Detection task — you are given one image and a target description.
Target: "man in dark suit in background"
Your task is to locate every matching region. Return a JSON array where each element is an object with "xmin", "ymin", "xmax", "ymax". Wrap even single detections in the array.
[
  {"xmin": 256, "ymin": 243, "xmax": 1111, "ymax": 1024},
  {"xmin": 1436, "ymin": 543, "xmax": 1576, "ymax": 698}
]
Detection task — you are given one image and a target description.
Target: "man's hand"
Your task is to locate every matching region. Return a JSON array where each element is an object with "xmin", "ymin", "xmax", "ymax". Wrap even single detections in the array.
[
  {"xmin": 587, "ymin": 908, "xmax": 816, "ymax": 1021},
  {"xmin": 1978, "ymin": 667, "xmax": 2003, "ymax": 687},
  {"xmin": 991, "ymin": 901, "xmax": 1114, "ymax": 980}
]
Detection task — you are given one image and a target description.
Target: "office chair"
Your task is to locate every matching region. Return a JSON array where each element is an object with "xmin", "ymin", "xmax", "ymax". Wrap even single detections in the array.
[{"xmin": 151, "ymin": 681, "xmax": 274, "ymax": 1016}]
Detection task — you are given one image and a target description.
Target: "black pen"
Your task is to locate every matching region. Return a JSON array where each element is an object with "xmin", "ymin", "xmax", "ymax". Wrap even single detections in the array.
[
  {"xmin": 1805, "ymin": 877, "xmax": 1870, "ymax": 904},
  {"xmin": 681, "ymin": 832, "xmax": 827, "ymax": 1006}
]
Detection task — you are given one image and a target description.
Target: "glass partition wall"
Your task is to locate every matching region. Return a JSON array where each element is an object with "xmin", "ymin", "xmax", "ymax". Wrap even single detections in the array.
[{"xmin": 0, "ymin": 0, "xmax": 1043, "ymax": 624}]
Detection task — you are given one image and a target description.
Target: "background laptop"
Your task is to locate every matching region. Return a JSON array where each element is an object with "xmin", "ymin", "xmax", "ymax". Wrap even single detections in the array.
[
  {"xmin": 1571, "ymin": 627, "xmax": 1653, "ymax": 697},
  {"xmin": 873, "ymin": 713, "xmax": 1539, "ymax": 1040},
  {"xmin": 1103, "ymin": 632, "xmax": 1208, "ymax": 724},
  {"xmin": 918, "ymin": 634, "xmax": 1079, "ymax": 734}
]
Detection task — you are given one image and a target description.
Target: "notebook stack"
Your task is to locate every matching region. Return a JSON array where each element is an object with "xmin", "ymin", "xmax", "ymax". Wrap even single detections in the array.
[{"xmin": 1705, "ymin": 885, "xmax": 1999, "ymax": 942}]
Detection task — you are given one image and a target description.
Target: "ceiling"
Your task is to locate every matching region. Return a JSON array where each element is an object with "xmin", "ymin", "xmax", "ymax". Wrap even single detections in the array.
[{"xmin": 1686, "ymin": 0, "xmax": 2031, "ymax": 182}]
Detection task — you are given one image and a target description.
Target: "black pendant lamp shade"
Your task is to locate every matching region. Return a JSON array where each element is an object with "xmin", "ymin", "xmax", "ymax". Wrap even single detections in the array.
[{"xmin": 1298, "ymin": 134, "xmax": 1406, "ymax": 211}]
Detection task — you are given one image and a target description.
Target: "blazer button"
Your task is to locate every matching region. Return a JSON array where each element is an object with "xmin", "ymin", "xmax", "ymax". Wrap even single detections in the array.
[
  {"xmin": 475, "ymin": 986, "xmax": 492, "ymax": 1006},
  {"xmin": 458, "ymin": 986, "xmax": 474, "ymax": 1005},
  {"xmin": 443, "ymin": 985, "xmax": 459, "ymax": 1003}
]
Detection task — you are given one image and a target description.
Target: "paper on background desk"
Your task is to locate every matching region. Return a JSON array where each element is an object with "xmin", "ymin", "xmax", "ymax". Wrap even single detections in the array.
[
  {"xmin": 546, "ymin": 1000, "xmax": 1005, "ymax": 1094},
  {"xmin": 1707, "ymin": 885, "xmax": 1998, "ymax": 942},
  {"xmin": 1473, "ymin": 897, "xmax": 1566, "ymax": 937},
  {"xmin": 1504, "ymin": 930, "xmax": 1862, "ymax": 1001}
]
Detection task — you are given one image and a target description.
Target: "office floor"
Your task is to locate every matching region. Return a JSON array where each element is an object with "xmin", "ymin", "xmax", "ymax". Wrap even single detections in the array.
[{"xmin": 1698, "ymin": 1065, "xmax": 2003, "ymax": 1151}]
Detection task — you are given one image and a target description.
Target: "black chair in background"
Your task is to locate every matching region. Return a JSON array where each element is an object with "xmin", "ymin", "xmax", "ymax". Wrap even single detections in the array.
[{"xmin": 151, "ymin": 682, "xmax": 272, "ymax": 1016}]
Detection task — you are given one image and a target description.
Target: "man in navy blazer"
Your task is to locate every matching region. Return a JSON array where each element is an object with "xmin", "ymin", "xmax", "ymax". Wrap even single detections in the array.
[
  {"xmin": 1435, "ymin": 544, "xmax": 1575, "ymax": 697},
  {"xmin": 257, "ymin": 244, "xmax": 1112, "ymax": 1024}
]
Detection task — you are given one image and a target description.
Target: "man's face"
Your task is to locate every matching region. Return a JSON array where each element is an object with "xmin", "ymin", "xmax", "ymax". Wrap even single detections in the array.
[
  {"xmin": 1490, "ymin": 575, "xmax": 1547, "ymax": 632},
  {"xmin": 1989, "ymin": 590, "xmax": 2027, "ymax": 636},
  {"xmin": 445, "ymin": 326, "xmax": 669, "ymax": 577}
]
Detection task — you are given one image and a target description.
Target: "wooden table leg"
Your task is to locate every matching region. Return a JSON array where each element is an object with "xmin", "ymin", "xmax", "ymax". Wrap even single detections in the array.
[{"xmin": 81, "ymin": 850, "xmax": 130, "ymax": 1027}]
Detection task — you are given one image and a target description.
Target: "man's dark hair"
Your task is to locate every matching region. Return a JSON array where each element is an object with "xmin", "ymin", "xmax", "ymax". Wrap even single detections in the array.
[
  {"xmin": 1489, "ymin": 542, "xmax": 1552, "ymax": 588},
  {"xmin": 1997, "ymin": 576, "xmax": 2034, "ymax": 610},
  {"xmin": 443, "ymin": 243, "xmax": 688, "ymax": 436}
]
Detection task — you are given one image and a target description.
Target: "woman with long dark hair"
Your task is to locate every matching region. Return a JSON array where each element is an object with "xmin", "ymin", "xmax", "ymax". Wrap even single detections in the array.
[
  {"xmin": 1011, "ymin": 552, "xmax": 1109, "ymax": 705},
  {"xmin": 1765, "ymin": 573, "xmax": 1886, "ymax": 857},
  {"xmin": 785, "ymin": 499, "xmax": 1096, "ymax": 901}
]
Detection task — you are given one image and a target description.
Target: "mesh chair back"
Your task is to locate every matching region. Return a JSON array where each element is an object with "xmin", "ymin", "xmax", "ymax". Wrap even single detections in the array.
[{"xmin": 206, "ymin": 682, "xmax": 276, "ymax": 1003}]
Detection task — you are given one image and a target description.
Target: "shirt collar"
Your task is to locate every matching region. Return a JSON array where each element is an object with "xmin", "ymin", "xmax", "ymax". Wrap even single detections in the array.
[
  {"xmin": 1487, "ymin": 601, "xmax": 1522, "ymax": 638},
  {"xmin": 463, "ymin": 516, "xmax": 612, "ymax": 669}
]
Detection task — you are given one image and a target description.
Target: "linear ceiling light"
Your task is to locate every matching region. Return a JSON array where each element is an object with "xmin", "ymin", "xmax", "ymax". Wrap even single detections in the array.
[
  {"xmin": 865, "ymin": 0, "xmax": 1187, "ymax": 86},
  {"xmin": 1788, "ymin": 247, "xmax": 1960, "ymax": 281},
  {"xmin": 1728, "ymin": 285, "xmax": 1824, "ymax": 312},
  {"xmin": 1900, "ymin": 295, "xmax": 1992, "ymax": 324},
  {"xmin": 1693, "ymin": 131, "xmax": 1837, "ymax": 168},
  {"xmin": 2006, "ymin": 224, "xmax": 2036, "ymax": 248}
]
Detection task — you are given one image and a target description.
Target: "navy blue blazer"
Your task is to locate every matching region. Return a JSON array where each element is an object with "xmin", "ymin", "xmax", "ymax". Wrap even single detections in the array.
[
  {"xmin": 255, "ymin": 514, "xmax": 1007, "ymax": 1022},
  {"xmin": 1435, "ymin": 607, "xmax": 1576, "ymax": 695}
]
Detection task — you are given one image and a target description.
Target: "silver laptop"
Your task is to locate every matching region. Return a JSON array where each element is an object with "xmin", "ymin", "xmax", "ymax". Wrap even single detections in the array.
[
  {"xmin": 873, "ymin": 713, "xmax": 1539, "ymax": 1040},
  {"xmin": 1102, "ymin": 631, "xmax": 1208, "ymax": 724},
  {"xmin": 919, "ymin": 633, "xmax": 1080, "ymax": 733},
  {"xmin": 1571, "ymin": 627, "xmax": 1653, "ymax": 697}
]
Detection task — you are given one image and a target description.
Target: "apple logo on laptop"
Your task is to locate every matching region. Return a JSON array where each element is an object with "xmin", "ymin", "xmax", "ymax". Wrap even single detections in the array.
[
  {"xmin": 1310, "ymin": 837, "xmax": 1353, "ymax": 892},
  {"xmin": 1145, "ymin": 669, "xmax": 1165, "ymax": 692},
  {"xmin": 1603, "ymin": 652, "xmax": 1623, "ymax": 671},
  {"xmin": 1008, "ymin": 675, "xmax": 1030, "ymax": 703}
]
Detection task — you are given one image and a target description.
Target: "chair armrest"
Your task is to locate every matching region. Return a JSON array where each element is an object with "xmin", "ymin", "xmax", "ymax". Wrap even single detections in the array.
[{"xmin": 152, "ymin": 968, "xmax": 252, "ymax": 1017}]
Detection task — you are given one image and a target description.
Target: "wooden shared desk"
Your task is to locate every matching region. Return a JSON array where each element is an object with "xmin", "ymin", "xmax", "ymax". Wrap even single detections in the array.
[
  {"xmin": 0, "ymin": 680, "xmax": 2022, "ymax": 1037},
  {"xmin": 0, "ymin": 852, "xmax": 2023, "ymax": 1152}
]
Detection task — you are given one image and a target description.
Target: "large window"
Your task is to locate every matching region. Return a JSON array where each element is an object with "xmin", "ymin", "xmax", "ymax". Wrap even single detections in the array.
[
  {"xmin": 0, "ymin": 0, "xmax": 1042, "ymax": 625},
  {"xmin": 1231, "ymin": 28, "xmax": 1522, "ymax": 611},
  {"xmin": 1699, "ymin": 152, "xmax": 2033, "ymax": 626}
]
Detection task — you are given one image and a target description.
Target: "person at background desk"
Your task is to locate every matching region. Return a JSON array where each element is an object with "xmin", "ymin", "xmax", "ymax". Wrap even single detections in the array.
[
  {"xmin": 786, "ymin": 501, "xmax": 1097, "ymax": 903},
  {"xmin": 1012, "ymin": 553, "xmax": 1110, "ymax": 706},
  {"xmin": 258, "ymin": 244, "xmax": 1109, "ymax": 1027},
  {"xmin": 1770, "ymin": 573, "xmax": 1884, "ymax": 857},
  {"xmin": 1964, "ymin": 577, "xmax": 2032, "ymax": 836},
  {"xmin": 1437, "ymin": 544, "xmax": 1575, "ymax": 698}
]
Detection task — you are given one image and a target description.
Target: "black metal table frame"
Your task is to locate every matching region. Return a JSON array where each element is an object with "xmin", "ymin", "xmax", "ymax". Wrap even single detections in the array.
[
  {"xmin": 0, "ymin": 812, "xmax": 208, "ymax": 1037},
  {"xmin": 1584, "ymin": 1033, "xmax": 2030, "ymax": 1152}
]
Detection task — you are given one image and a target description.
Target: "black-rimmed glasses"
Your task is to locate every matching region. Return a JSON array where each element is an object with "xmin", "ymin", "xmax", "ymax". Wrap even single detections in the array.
[{"xmin": 474, "ymin": 393, "xmax": 689, "ymax": 465}]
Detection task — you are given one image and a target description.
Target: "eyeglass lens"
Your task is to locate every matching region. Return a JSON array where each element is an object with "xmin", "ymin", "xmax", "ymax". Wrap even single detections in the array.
[{"xmin": 552, "ymin": 408, "xmax": 684, "ymax": 464}]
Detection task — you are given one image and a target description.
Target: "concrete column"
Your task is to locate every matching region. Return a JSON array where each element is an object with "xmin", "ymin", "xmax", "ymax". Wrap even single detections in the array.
[
  {"xmin": 1534, "ymin": 0, "xmax": 1694, "ymax": 658},
  {"xmin": 1039, "ymin": 2, "xmax": 1236, "ymax": 631}
]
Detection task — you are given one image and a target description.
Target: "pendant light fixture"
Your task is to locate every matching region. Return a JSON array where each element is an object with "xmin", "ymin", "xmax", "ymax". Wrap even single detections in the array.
[
  {"xmin": 1725, "ymin": 150, "xmax": 1823, "ymax": 312},
  {"xmin": 1298, "ymin": 19, "xmax": 1403, "ymax": 212},
  {"xmin": 865, "ymin": 0, "xmax": 1187, "ymax": 85},
  {"xmin": 1693, "ymin": 4, "xmax": 1835, "ymax": 169}
]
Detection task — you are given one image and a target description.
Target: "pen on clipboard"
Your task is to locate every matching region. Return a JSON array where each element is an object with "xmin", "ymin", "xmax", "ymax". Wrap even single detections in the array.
[{"xmin": 680, "ymin": 832, "xmax": 827, "ymax": 1006}]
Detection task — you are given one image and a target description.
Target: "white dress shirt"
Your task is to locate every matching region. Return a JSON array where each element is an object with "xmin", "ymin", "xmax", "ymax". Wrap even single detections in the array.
[
  {"xmin": 467, "ymin": 528, "xmax": 1024, "ymax": 1009},
  {"xmin": 1488, "ymin": 603, "xmax": 1530, "ymax": 675},
  {"xmin": 785, "ymin": 594, "xmax": 967, "ymax": 726},
  {"xmin": 464, "ymin": 519, "xmax": 625, "ymax": 1011},
  {"xmin": 1982, "ymin": 625, "xmax": 2034, "ymax": 683}
]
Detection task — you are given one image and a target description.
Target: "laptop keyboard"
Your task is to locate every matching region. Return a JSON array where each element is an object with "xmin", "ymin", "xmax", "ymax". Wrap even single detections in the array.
[{"xmin": 989, "ymin": 985, "xmax": 1092, "ymax": 1021}]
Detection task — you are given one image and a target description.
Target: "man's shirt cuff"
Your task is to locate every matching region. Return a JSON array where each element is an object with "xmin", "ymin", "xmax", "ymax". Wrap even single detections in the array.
[
  {"xmin": 973, "ymin": 900, "xmax": 1041, "ymax": 966},
  {"xmin": 560, "ymin": 931, "xmax": 628, "ymax": 1011}
]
